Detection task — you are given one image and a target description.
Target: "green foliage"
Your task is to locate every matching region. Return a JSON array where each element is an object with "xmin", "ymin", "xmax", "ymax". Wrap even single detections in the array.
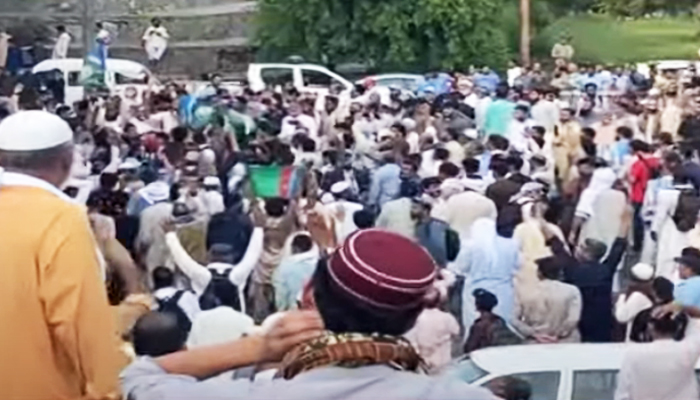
[
  {"xmin": 254, "ymin": 0, "xmax": 511, "ymax": 72},
  {"xmin": 535, "ymin": 14, "xmax": 699, "ymax": 63}
]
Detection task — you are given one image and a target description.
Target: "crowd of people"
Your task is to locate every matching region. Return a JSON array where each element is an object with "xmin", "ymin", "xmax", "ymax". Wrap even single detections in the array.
[{"xmin": 3, "ymin": 50, "xmax": 700, "ymax": 400}]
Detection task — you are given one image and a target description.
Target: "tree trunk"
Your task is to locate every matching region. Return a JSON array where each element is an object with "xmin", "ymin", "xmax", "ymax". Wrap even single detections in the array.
[{"xmin": 519, "ymin": 0, "xmax": 531, "ymax": 67}]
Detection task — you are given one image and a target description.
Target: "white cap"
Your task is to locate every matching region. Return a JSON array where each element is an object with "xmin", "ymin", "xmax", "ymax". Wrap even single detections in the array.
[
  {"xmin": 0, "ymin": 111, "xmax": 73, "ymax": 151},
  {"xmin": 118, "ymin": 158, "xmax": 141, "ymax": 170},
  {"xmin": 320, "ymin": 192, "xmax": 335, "ymax": 204},
  {"xmin": 631, "ymin": 263, "xmax": 654, "ymax": 281},
  {"xmin": 330, "ymin": 181, "xmax": 351, "ymax": 194},
  {"xmin": 203, "ymin": 176, "xmax": 220, "ymax": 186}
]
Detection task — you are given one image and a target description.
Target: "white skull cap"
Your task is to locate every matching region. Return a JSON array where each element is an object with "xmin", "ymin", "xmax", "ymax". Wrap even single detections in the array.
[{"xmin": 0, "ymin": 111, "xmax": 73, "ymax": 151}]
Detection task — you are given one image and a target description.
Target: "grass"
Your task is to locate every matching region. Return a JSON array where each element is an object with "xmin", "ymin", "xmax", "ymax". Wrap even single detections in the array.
[{"xmin": 535, "ymin": 14, "xmax": 700, "ymax": 64}]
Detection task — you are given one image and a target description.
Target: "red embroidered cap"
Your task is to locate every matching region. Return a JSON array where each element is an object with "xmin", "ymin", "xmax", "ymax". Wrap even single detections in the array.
[{"xmin": 327, "ymin": 229, "xmax": 437, "ymax": 310}]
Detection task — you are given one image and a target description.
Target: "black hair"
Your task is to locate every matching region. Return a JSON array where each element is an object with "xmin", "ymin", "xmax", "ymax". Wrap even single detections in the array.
[
  {"xmin": 132, "ymin": 312, "xmax": 187, "ymax": 357},
  {"xmin": 99, "ymin": 172, "xmax": 119, "ymax": 189},
  {"xmin": 301, "ymin": 137, "xmax": 316, "ymax": 153},
  {"xmin": 353, "ymin": 209, "xmax": 375, "ymax": 229},
  {"xmin": 169, "ymin": 182, "xmax": 181, "ymax": 202},
  {"xmin": 421, "ymin": 177, "xmax": 442, "ymax": 191},
  {"xmin": 312, "ymin": 259, "xmax": 421, "ymax": 336},
  {"xmin": 291, "ymin": 233, "xmax": 313, "ymax": 253},
  {"xmin": 532, "ymin": 126, "xmax": 546, "ymax": 136},
  {"xmin": 265, "ymin": 197, "xmax": 288, "ymax": 218},
  {"xmin": 391, "ymin": 122, "xmax": 407, "ymax": 137},
  {"xmin": 651, "ymin": 313, "xmax": 684, "ymax": 337},
  {"xmin": 495, "ymin": 83, "xmax": 509, "ymax": 99},
  {"xmin": 506, "ymin": 155, "xmax": 524, "ymax": 171},
  {"xmin": 474, "ymin": 289, "xmax": 498, "ymax": 312},
  {"xmin": 616, "ymin": 126, "xmax": 634, "ymax": 140},
  {"xmin": 192, "ymin": 131, "xmax": 207, "ymax": 145},
  {"xmin": 630, "ymin": 139, "xmax": 651, "ymax": 154},
  {"xmin": 434, "ymin": 148, "xmax": 450, "ymax": 161},
  {"xmin": 652, "ymin": 277, "xmax": 674, "ymax": 304},
  {"xmin": 581, "ymin": 127, "xmax": 596, "ymax": 139},
  {"xmin": 656, "ymin": 132, "xmax": 674, "ymax": 146},
  {"xmin": 277, "ymin": 146, "xmax": 296, "ymax": 166},
  {"xmin": 171, "ymin": 126, "xmax": 188, "ymax": 143},
  {"xmin": 514, "ymin": 104, "xmax": 529, "ymax": 114},
  {"xmin": 490, "ymin": 157, "xmax": 510, "ymax": 178},
  {"xmin": 584, "ymin": 239, "xmax": 608, "ymax": 261},
  {"xmin": 438, "ymin": 162, "xmax": 461, "ymax": 178},
  {"xmin": 537, "ymin": 256, "xmax": 561, "ymax": 280},
  {"xmin": 487, "ymin": 135, "xmax": 510, "ymax": 151},
  {"xmin": 463, "ymin": 158, "xmax": 480, "ymax": 174},
  {"xmin": 322, "ymin": 150, "xmax": 338, "ymax": 166},
  {"xmin": 406, "ymin": 153, "xmax": 422, "ymax": 170},
  {"xmin": 57, "ymin": 25, "xmax": 66, "ymax": 33},
  {"xmin": 152, "ymin": 266, "xmax": 175, "ymax": 290},
  {"xmin": 576, "ymin": 156, "xmax": 596, "ymax": 167}
]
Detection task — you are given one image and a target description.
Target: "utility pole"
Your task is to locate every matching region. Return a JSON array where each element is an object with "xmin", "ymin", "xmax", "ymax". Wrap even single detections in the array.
[
  {"xmin": 519, "ymin": 0, "xmax": 531, "ymax": 66},
  {"xmin": 81, "ymin": 0, "xmax": 95, "ymax": 53}
]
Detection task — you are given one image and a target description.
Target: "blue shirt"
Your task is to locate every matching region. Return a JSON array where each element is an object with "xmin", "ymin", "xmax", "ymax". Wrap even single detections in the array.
[
  {"xmin": 483, "ymin": 99, "xmax": 515, "ymax": 136},
  {"xmin": 474, "ymin": 72, "xmax": 501, "ymax": 94},
  {"xmin": 675, "ymin": 276, "xmax": 700, "ymax": 308},
  {"xmin": 368, "ymin": 163, "xmax": 401, "ymax": 207},
  {"xmin": 610, "ymin": 139, "xmax": 631, "ymax": 171}
]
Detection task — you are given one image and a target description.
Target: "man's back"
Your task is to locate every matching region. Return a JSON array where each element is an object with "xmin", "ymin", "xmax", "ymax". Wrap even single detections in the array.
[
  {"xmin": 376, "ymin": 197, "xmax": 414, "ymax": 239},
  {"xmin": 616, "ymin": 336, "xmax": 700, "ymax": 400},
  {"xmin": 0, "ymin": 186, "xmax": 122, "ymax": 399},
  {"xmin": 122, "ymin": 361, "xmax": 496, "ymax": 400},
  {"xmin": 513, "ymin": 279, "xmax": 582, "ymax": 342},
  {"xmin": 444, "ymin": 191, "xmax": 497, "ymax": 239}
]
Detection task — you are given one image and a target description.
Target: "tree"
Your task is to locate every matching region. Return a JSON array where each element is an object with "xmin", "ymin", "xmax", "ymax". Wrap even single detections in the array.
[{"xmin": 254, "ymin": 0, "xmax": 510, "ymax": 72}]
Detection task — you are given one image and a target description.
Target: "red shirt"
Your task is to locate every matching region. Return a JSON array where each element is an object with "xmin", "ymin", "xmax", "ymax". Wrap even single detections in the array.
[{"xmin": 629, "ymin": 155, "xmax": 659, "ymax": 203}]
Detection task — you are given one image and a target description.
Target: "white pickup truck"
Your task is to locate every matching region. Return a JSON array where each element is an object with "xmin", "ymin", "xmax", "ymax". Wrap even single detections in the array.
[
  {"xmin": 247, "ymin": 63, "xmax": 354, "ymax": 95},
  {"xmin": 32, "ymin": 58, "xmax": 155, "ymax": 106}
]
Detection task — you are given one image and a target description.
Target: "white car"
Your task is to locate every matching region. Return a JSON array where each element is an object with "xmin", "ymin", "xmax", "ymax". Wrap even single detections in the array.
[
  {"xmin": 636, "ymin": 60, "xmax": 700, "ymax": 79},
  {"xmin": 247, "ymin": 63, "xmax": 354, "ymax": 96},
  {"xmin": 32, "ymin": 58, "xmax": 155, "ymax": 106},
  {"xmin": 356, "ymin": 73, "xmax": 425, "ymax": 92},
  {"xmin": 445, "ymin": 343, "xmax": 700, "ymax": 400}
]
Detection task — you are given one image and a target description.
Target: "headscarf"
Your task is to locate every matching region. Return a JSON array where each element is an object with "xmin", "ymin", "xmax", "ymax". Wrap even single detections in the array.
[{"xmin": 575, "ymin": 167, "xmax": 617, "ymax": 219}]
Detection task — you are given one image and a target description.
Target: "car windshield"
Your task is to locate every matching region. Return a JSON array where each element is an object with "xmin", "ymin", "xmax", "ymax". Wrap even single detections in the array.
[{"xmin": 449, "ymin": 357, "xmax": 489, "ymax": 384}]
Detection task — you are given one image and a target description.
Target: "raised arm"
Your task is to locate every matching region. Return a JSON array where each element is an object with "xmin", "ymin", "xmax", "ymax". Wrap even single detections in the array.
[
  {"xmin": 164, "ymin": 230, "xmax": 211, "ymax": 294},
  {"xmin": 229, "ymin": 227, "xmax": 264, "ymax": 288}
]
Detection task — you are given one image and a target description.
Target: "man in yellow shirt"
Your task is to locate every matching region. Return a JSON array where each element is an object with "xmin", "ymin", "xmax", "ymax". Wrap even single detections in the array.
[
  {"xmin": 553, "ymin": 107, "xmax": 583, "ymax": 186},
  {"xmin": 0, "ymin": 111, "xmax": 123, "ymax": 399}
]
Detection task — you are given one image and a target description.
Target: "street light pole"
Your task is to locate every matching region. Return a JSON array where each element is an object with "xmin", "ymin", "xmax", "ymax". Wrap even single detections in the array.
[
  {"xmin": 81, "ymin": 0, "xmax": 94, "ymax": 53},
  {"xmin": 519, "ymin": 0, "xmax": 531, "ymax": 66}
]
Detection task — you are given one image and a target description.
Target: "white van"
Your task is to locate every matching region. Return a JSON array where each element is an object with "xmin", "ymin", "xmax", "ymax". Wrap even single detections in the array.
[
  {"xmin": 445, "ymin": 343, "xmax": 700, "ymax": 400},
  {"xmin": 247, "ymin": 63, "xmax": 354, "ymax": 95},
  {"xmin": 32, "ymin": 58, "xmax": 155, "ymax": 106}
]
